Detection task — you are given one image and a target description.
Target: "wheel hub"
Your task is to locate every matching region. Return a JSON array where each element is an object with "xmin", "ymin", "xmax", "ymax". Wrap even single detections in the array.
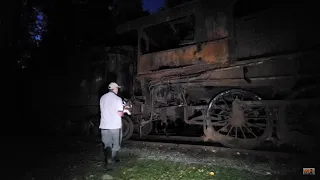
[{"xmin": 229, "ymin": 98, "xmax": 245, "ymax": 127}]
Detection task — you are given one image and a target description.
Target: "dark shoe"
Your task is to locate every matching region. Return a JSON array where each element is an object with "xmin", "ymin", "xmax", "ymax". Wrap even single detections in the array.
[
  {"xmin": 114, "ymin": 151, "xmax": 120, "ymax": 162},
  {"xmin": 103, "ymin": 147, "xmax": 113, "ymax": 171}
]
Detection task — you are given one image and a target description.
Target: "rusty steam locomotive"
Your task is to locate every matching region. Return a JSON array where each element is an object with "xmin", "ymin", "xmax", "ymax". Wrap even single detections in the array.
[{"xmin": 80, "ymin": 0, "xmax": 320, "ymax": 151}]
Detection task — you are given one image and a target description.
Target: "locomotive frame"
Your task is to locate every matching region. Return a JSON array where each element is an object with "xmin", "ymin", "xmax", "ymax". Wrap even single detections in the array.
[{"xmin": 115, "ymin": 0, "xmax": 320, "ymax": 150}]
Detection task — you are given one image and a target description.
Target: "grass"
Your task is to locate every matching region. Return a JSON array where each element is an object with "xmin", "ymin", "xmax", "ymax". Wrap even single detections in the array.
[{"xmin": 79, "ymin": 158, "xmax": 283, "ymax": 180}]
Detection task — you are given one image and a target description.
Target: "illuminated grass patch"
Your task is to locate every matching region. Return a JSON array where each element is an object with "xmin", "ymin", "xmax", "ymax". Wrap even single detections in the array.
[{"xmin": 81, "ymin": 158, "xmax": 283, "ymax": 180}]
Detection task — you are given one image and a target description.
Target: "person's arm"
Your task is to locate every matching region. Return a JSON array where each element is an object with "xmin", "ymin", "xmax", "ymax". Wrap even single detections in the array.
[{"xmin": 116, "ymin": 98, "xmax": 124, "ymax": 117}]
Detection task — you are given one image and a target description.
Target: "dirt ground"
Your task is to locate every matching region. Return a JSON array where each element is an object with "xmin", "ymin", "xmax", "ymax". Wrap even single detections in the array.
[{"xmin": 2, "ymin": 135, "xmax": 317, "ymax": 180}]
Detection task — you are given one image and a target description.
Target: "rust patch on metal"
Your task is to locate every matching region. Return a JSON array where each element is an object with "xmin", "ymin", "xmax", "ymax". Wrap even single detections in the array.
[
  {"xmin": 205, "ymin": 13, "xmax": 228, "ymax": 40},
  {"xmin": 138, "ymin": 38, "xmax": 229, "ymax": 74}
]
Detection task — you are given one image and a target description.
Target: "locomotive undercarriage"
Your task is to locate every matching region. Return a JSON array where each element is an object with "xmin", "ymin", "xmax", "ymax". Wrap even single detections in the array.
[{"xmin": 126, "ymin": 68, "xmax": 320, "ymax": 151}]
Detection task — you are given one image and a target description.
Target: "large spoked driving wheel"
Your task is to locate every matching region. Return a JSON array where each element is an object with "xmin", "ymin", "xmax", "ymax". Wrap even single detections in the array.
[
  {"xmin": 205, "ymin": 89, "xmax": 272, "ymax": 149},
  {"xmin": 122, "ymin": 115, "xmax": 134, "ymax": 140}
]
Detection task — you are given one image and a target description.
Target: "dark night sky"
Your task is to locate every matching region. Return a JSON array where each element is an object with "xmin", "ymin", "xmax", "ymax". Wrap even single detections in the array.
[
  {"xmin": 34, "ymin": 1, "xmax": 165, "ymax": 41},
  {"xmin": 143, "ymin": 0, "xmax": 165, "ymax": 13}
]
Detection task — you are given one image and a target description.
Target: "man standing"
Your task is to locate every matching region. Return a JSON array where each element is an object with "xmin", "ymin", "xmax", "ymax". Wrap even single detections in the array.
[{"xmin": 99, "ymin": 82, "xmax": 124, "ymax": 171}]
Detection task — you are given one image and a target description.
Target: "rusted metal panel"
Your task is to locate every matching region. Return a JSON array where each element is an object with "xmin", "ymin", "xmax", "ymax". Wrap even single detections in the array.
[
  {"xmin": 195, "ymin": 10, "xmax": 230, "ymax": 42},
  {"xmin": 204, "ymin": 13, "xmax": 228, "ymax": 40},
  {"xmin": 138, "ymin": 38, "xmax": 229, "ymax": 74}
]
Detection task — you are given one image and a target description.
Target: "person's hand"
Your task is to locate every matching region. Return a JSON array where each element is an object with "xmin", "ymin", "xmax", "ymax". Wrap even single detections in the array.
[{"xmin": 117, "ymin": 111, "xmax": 124, "ymax": 117}]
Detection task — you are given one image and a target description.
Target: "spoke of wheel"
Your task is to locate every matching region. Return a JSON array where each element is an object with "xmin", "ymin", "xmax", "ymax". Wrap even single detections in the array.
[
  {"xmin": 227, "ymin": 126, "xmax": 233, "ymax": 136},
  {"xmin": 220, "ymin": 96, "xmax": 230, "ymax": 110},
  {"xmin": 218, "ymin": 124, "xmax": 229, "ymax": 133},
  {"xmin": 213, "ymin": 105, "xmax": 230, "ymax": 113},
  {"xmin": 235, "ymin": 127, "xmax": 238, "ymax": 138},
  {"xmin": 211, "ymin": 121, "xmax": 228, "ymax": 126},
  {"xmin": 241, "ymin": 92, "xmax": 245, "ymax": 100},
  {"xmin": 246, "ymin": 122, "xmax": 265, "ymax": 129},
  {"xmin": 240, "ymin": 126, "xmax": 246, "ymax": 139},
  {"xmin": 211, "ymin": 114, "xmax": 230, "ymax": 118},
  {"xmin": 209, "ymin": 115, "xmax": 224, "ymax": 121},
  {"xmin": 212, "ymin": 123, "xmax": 227, "ymax": 126},
  {"xmin": 243, "ymin": 125, "xmax": 257, "ymax": 138}
]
